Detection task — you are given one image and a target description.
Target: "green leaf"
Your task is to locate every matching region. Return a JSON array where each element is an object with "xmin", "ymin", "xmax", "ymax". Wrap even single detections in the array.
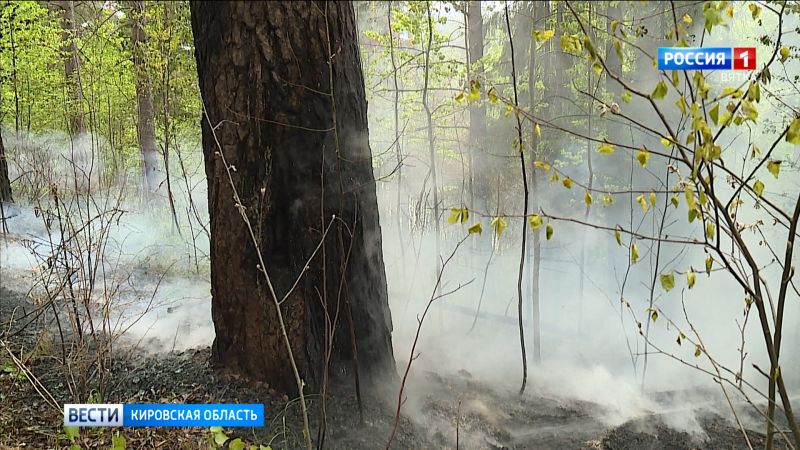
[
  {"xmin": 64, "ymin": 426, "xmax": 79, "ymax": 442},
  {"xmin": 535, "ymin": 123, "xmax": 542, "ymax": 138},
  {"xmin": 636, "ymin": 149, "xmax": 650, "ymax": 167},
  {"xmin": 584, "ymin": 191, "xmax": 593, "ymax": 206},
  {"xmin": 532, "ymin": 29, "xmax": 555, "ymax": 43},
  {"xmin": 753, "ymin": 179, "xmax": 765, "ymax": 197},
  {"xmin": 788, "ymin": 119, "xmax": 800, "ymax": 144},
  {"xmin": 454, "ymin": 92, "xmax": 465, "ymax": 103},
  {"xmin": 230, "ymin": 439, "xmax": 246, "ymax": 450},
  {"xmin": 487, "ymin": 87, "xmax": 498, "ymax": 103},
  {"xmin": 709, "ymin": 103, "xmax": 719, "ymax": 125},
  {"xmin": 688, "ymin": 208, "xmax": 700, "ymax": 223},
  {"xmin": 649, "ymin": 192, "xmax": 657, "ymax": 208},
  {"xmin": 694, "ymin": 344, "xmax": 702, "ymax": 357},
  {"xmin": 209, "ymin": 427, "xmax": 224, "ymax": 433},
  {"xmin": 491, "ymin": 216, "xmax": 507, "ymax": 237},
  {"xmin": 683, "ymin": 13, "xmax": 693, "ymax": 24},
  {"xmin": 603, "ymin": 194, "xmax": 614, "ymax": 206},
  {"xmin": 621, "ymin": 91, "xmax": 632, "ymax": 103},
  {"xmin": 563, "ymin": 177, "xmax": 573, "ymax": 189},
  {"xmin": 614, "ymin": 227, "xmax": 622, "ymax": 246},
  {"xmin": 647, "ymin": 308, "xmax": 658, "ymax": 322},
  {"xmin": 214, "ymin": 432, "xmax": 229, "ymax": 446},
  {"xmin": 748, "ymin": 3, "xmax": 761, "ymax": 19},
  {"xmin": 767, "ymin": 160, "xmax": 781, "ymax": 179},
  {"xmin": 651, "ymin": 80, "xmax": 668, "ymax": 100},
  {"xmin": 546, "ymin": 223, "xmax": 554, "ymax": 240},
  {"xmin": 671, "ymin": 196, "xmax": 679, "ymax": 208},
  {"xmin": 780, "ymin": 47, "xmax": 790, "ymax": 63},
  {"xmin": 636, "ymin": 194, "xmax": 649, "ymax": 213},
  {"xmin": 675, "ymin": 97, "xmax": 687, "ymax": 114},
  {"xmin": 597, "ymin": 143, "xmax": 615, "ymax": 155},
  {"xmin": 660, "ymin": 273, "xmax": 675, "ymax": 291},
  {"xmin": 468, "ymin": 222, "xmax": 482, "ymax": 235},
  {"xmin": 631, "ymin": 243, "xmax": 640, "ymax": 264},
  {"xmin": 706, "ymin": 222, "xmax": 715, "ymax": 240},
  {"xmin": 529, "ymin": 214, "xmax": 543, "ymax": 230},
  {"xmin": 687, "ymin": 271, "xmax": 696, "ymax": 289},
  {"xmin": 111, "ymin": 432, "xmax": 126, "ymax": 450},
  {"xmin": 533, "ymin": 160, "xmax": 550, "ymax": 171},
  {"xmin": 592, "ymin": 62, "xmax": 603, "ymax": 75},
  {"xmin": 448, "ymin": 208, "xmax": 461, "ymax": 225},
  {"xmin": 705, "ymin": 256, "xmax": 713, "ymax": 275}
]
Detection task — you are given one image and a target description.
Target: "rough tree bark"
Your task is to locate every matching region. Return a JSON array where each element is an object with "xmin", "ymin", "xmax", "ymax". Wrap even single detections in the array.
[
  {"xmin": 190, "ymin": 1, "xmax": 395, "ymax": 394},
  {"xmin": 129, "ymin": 0, "xmax": 160, "ymax": 199},
  {"xmin": 54, "ymin": 0, "xmax": 85, "ymax": 135}
]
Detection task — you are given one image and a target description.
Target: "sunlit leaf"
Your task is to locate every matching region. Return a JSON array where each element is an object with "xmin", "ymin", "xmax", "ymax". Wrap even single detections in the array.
[
  {"xmin": 787, "ymin": 119, "xmax": 800, "ymax": 144},
  {"xmin": 614, "ymin": 227, "xmax": 622, "ymax": 246},
  {"xmin": 532, "ymin": 29, "xmax": 555, "ymax": 44},
  {"xmin": 584, "ymin": 191, "xmax": 593, "ymax": 206},
  {"xmin": 651, "ymin": 80, "xmax": 668, "ymax": 100},
  {"xmin": 675, "ymin": 97, "xmax": 687, "ymax": 114},
  {"xmin": 649, "ymin": 192, "xmax": 657, "ymax": 207},
  {"xmin": 709, "ymin": 103, "xmax": 719, "ymax": 125},
  {"xmin": 636, "ymin": 149, "xmax": 650, "ymax": 167},
  {"xmin": 621, "ymin": 91, "xmax": 632, "ymax": 103},
  {"xmin": 631, "ymin": 242, "xmax": 640, "ymax": 264},
  {"xmin": 592, "ymin": 62, "xmax": 603, "ymax": 75},
  {"xmin": 563, "ymin": 177, "xmax": 573, "ymax": 189},
  {"xmin": 648, "ymin": 308, "xmax": 658, "ymax": 322},
  {"xmin": 636, "ymin": 194, "xmax": 649, "ymax": 213},
  {"xmin": 660, "ymin": 272, "xmax": 675, "ymax": 291},
  {"xmin": 767, "ymin": 160, "xmax": 781, "ymax": 179},
  {"xmin": 671, "ymin": 196, "xmax": 679, "ymax": 208},
  {"xmin": 534, "ymin": 160, "xmax": 551, "ymax": 171},
  {"xmin": 687, "ymin": 270, "xmax": 696, "ymax": 289},
  {"xmin": 455, "ymin": 92, "xmax": 465, "ymax": 103},
  {"xmin": 535, "ymin": 123, "xmax": 542, "ymax": 138},
  {"xmin": 694, "ymin": 344, "xmax": 702, "ymax": 357},
  {"xmin": 468, "ymin": 222, "xmax": 482, "ymax": 234},
  {"xmin": 491, "ymin": 216, "xmax": 507, "ymax": 237},
  {"xmin": 549, "ymin": 171, "xmax": 560, "ymax": 183},
  {"xmin": 597, "ymin": 143, "xmax": 615, "ymax": 155},
  {"xmin": 706, "ymin": 222, "xmax": 715, "ymax": 240},
  {"xmin": 660, "ymin": 136, "xmax": 672, "ymax": 147},
  {"xmin": 546, "ymin": 223, "xmax": 554, "ymax": 240},
  {"xmin": 705, "ymin": 256, "xmax": 713, "ymax": 275},
  {"xmin": 748, "ymin": 3, "xmax": 761, "ymax": 19},
  {"xmin": 780, "ymin": 47, "xmax": 790, "ymax": 63},
  {"xmin": 753, "ymin": 179, "xmax": 765, "ymax": 197},
  {"xmin": 448, "ymin": 208, "xmax": 462, "ymax": 225},
  {"xmin": 603, "ymin": 194, "xmax": 614, "ymax": 206},
  {"xmin": 682, "ymin": 13, "xmax": 693, "ymax": 24},
  {"xmin": 528, "ymin": 214, "xmax": 543, "ymax": 230},
  {"xmin": 487, "ymin": 87, "xmax": 498, "ymax": 103}
]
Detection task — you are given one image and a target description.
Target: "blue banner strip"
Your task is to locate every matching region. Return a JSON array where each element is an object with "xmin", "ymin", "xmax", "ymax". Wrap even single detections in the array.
[{"xmin": 123, "ymin": 403, "xmax": 264, "ymax": 427}]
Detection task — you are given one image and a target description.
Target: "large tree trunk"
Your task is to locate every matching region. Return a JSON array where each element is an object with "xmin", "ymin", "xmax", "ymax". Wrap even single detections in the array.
[
  {"xmin": 54, "ymin": 0, "xmax": 85, "ymax": 135},
  {"xmin": 129, "ymin": 0, "xmax": 160, "ymax": 200},
  {"xmin": 190, "ymin": 1, "xmax": 395, "ymax": 395}
]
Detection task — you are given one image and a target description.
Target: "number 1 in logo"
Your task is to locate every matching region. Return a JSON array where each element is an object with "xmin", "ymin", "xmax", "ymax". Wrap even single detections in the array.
[{"xmin": 733, "ymin": 47, "xmax": 756, "ymax": 70}]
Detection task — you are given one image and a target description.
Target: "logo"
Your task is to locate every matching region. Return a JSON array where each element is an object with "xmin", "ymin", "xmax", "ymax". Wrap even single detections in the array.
[
  {"xmin": 658, "ymin": 47, "xmax": 756, "ymax": 71},
  {"xmin": 64, "ymin": 404, "xmax": 265, "ymax": 427}
]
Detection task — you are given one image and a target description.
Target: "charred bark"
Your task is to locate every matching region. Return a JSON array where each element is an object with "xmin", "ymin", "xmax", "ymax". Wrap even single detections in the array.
[
  {"xmin": 190, "ymin": 0, "xmax": 395, "ymax": 395},
  {"xmin": 0, "ymin": 123, "xmax": 11, "ymax": 203}
]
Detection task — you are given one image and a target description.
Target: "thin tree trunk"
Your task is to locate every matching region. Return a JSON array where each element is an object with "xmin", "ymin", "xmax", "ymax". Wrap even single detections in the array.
[
  {"xmin": 130, "ymin": 0, "xmax": 160, "ymax": 201},
  {"xmin": 55, "ymin": 0, "xmax": 85, "ymax": 135},
  {"xmin": 466, "ymin": 1, "xmax": 487, "ymax": 212},
  {"xmin": 0, "ymin": 121, "xmax": 11, "ymax": 204},
  {"xmin": 423, "ymin": 1, "xmax": 441, "ymax": 292},
  {"xmin": 190, "ymin": 0, "xmax": 395, "ymax": 395},
  {"xmin": 528, "ymin": 1, "xmax": 543, "ymax": 365}
]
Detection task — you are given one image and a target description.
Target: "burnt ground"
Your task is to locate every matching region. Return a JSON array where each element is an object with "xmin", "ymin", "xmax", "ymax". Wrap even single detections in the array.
[{"xmin": 0, "ymin": 285, "xmax": 788, "ymax": 450}]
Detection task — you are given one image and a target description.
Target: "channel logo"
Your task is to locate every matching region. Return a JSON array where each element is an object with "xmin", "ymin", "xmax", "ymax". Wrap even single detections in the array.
[
  {"xmin": 64, "ymin": 403, "xmax": 265, "ymax": 427},
  {"xmin": 658, "ymin": 47, "xmax": 756, "ymax": 71}
]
